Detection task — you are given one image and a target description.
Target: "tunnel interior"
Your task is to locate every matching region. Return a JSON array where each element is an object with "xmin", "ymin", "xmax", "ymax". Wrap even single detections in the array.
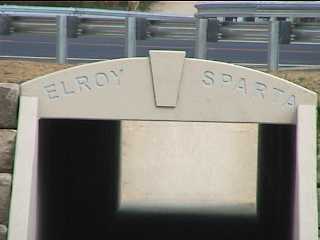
[{"xmin": 37, "ymin": 119, "xmax": 296, "ymax": 240}]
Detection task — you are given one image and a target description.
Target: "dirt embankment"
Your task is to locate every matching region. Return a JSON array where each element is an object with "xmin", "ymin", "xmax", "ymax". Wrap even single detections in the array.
[
  {"xmin": 0, "ymin": 60, "xmax": 75, "ymax": 84},
  {"xmin": 274, "ymin": 70, "xmax": 320, "ymax": 95},
  {"xmin": 149, "ymin": 1, "xmax": 198, "ymax": 15}
]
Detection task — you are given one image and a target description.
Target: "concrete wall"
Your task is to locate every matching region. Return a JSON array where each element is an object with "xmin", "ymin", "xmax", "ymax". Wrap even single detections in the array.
[
  {"xmin": 120, "ymin": 121, "xmax": 258, "ymax": 214},
  {"xmin": 0, "ymin": 84, "xmax": 19, "ymax": 240},
  {"xmin": 0, "ymin": 82, "xmax": 319, "ymax": 238}
]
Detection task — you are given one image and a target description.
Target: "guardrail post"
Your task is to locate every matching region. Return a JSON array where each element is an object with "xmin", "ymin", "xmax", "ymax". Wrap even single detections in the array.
[
  {"xmin": 66, "ymin": 16, "xmax": 79, "ymax": 38},
  {"xmin": 195, "ymin": 18, "xmax": 208, "ymax": 59},
  {"xmin": 125, "ymin": 16, "xmax": 136, "ymax": 57},
  {"xmin": 268, "ymin": 18, "xmax": 280, "ymax": 72},
  {"xmin": 0, "ymin": 15, "xmax": 11, "ymax": 35},
  {"xmin": 56, "ymin": 15, "xmax": 67, "ymax": 64},
  {"xmin": 207, "ymin": 18, "xmax": 219, "ymax": 42},
  {"xmin": 279, "ymin": 21, "xmax": 291, "ymax": 44},
  {"xmin": 288, "ymin": 17, "xmax": 295, "ymax": 23},
  {"xmin": 136, "ymin": 17, "xmax": 148, "ymax": 40}
]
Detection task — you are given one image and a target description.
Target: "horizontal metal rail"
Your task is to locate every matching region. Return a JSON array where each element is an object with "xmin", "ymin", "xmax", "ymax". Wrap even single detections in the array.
[
  {"xmin": 4, "ymin": 15, "xmax": 320, "ymax": 43},
  {"xmin": 5, "ymin": 15, "xmax": 197, "ymax": 40},
  {"xmin": 1, "ymin": 5, "xmax": 320, "ymax": 43},
  {"xmin": 0, "ymin": 5, "xmax": 194, "ymax": 20},
  {"xmin": 220, "ymin": 22, "xmax": 269, "ymax": 42},
  {"xmin": 292, "ymin": 22, "xmax": 320, "ymax": 43},
  {"xmin": 195, "ymin": 1, "xmax": 320, "ymax": 18}
]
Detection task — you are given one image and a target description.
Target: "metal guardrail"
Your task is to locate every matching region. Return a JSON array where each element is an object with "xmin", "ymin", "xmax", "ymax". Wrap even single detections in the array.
[
  {"xmin": 0, "ymin": 7, "xmax": 320, "ymax": 43},
  {"xmin": 195, "ymin": 1, "xmax": 320, "ymax": 18},
  {"xmin": 6, "ymin": 16, "xmax": 320, "ymax": 43},
  {"xmin": 195, "ymin": 1, "xmax": 320, "ymax": 71},
  {"xmin": 5, "ymin": 16, "xmax": 196, "ymax": 40},
  {"xmin": 220, "ymin": 22, "xmax": 269, "ymax": 42},
  {"xmin": 0, "ymin": 5, "xmax": 194, "ymax": 20},
  {"xmin": 5, "ymin": 16, "xmax": 320, "ymax": 43},
  {"xmin": 292, "ymin": 22, "xmax": 320, "ymax": 43},
  {"xmin": 0, "ymin": 4, "xmax": 320, "ymax": 70},
  {"xmin": 7, "ymin": 17, "xmax": 196, "ymax": 40}
]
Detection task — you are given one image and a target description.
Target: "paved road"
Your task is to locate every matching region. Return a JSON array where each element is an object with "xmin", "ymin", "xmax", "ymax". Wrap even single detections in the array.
[{"xmin": 0, "ymin": 34, "xmax": 320, "ymax": 65}]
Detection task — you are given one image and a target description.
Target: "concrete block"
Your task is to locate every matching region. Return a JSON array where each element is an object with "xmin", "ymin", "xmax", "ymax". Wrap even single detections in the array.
[
  {"xmin": 149, "ymin": 50, "xmax": 185, "ymax": 107},
  {"xmin": 0, "ymin": 84, "xmax": 19, "ymax": 129},
  {"xmin": 0, "ymin": 225, "xmax": 7, "ymax": 240},
  {"xmin": 0, "ymin": 174, "xmax": 12, "ymax": 225},
  {"xmin": 318, "ymin": 188, "xmax": 320, "ymax": 227},
  {"xmin": 0, "ymin": 130, "xmax": 16, "ymax": 173},
  {"xmin": 294, "ymin": 105, "xmax": 318, "ymax": 240},
  {"xmin": 120, "ymin": 121, "xmax": 258, "ymax": 214},
  {"xmin": 318, "ymin": 154, "xmax": 320, "ymax": 185}
]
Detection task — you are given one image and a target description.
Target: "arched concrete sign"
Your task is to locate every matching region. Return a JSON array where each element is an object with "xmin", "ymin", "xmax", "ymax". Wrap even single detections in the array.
[
  {"xmin": 8, "ymin": 51, "xmax": 318, "ymax": 240},
  {"xmin": 20, "ymin": 51, "xmax": 316, "ymax": 123}
]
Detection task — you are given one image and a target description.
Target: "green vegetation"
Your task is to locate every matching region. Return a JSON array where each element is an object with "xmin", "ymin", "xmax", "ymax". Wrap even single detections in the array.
[{"xmin": 0, "ymin": 1, "xmax": 155, "ymax": 11}]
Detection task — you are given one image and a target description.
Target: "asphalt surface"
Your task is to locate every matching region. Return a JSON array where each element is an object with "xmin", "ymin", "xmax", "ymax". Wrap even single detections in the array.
[{"xmin": 0, "ymin": 34, "xmax": 320, "ymax": 65}]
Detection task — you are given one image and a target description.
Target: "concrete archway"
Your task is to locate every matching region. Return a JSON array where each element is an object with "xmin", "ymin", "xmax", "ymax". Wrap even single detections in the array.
[{"xmin": 8, "ymin": 51, "xmax": 317, "ymax": 240}]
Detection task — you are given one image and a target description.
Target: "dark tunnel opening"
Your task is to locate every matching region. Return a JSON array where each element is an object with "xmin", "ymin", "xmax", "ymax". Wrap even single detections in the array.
[{"xmin": 37, "ymin": 119, "xmax": 295, "ymax": 240}]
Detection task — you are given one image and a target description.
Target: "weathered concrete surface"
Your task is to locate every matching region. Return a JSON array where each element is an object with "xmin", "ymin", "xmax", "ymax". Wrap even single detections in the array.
[
  {"xmin": 0, "ymin": 130, "xmax": 16, "ymax": 173},
  {"xmin": 0, "ymin": 225, "xmax": 7, "ymax": 240},
  {"xmin": 120, "ymin": 121, "xmax": 258, "ymax": 214},
  {"xmin": 0, "ymin": 174, "xmax": 12, "ymax": 225},
  {"xmin": 317, "ymin": 138, "xmax": 320, "ymax": 185},
  {"xmin": 0, "ymin": 84, "xmax": 19, "ymax": 129},
  {"xmin": 318, "ymin": 188, "xmax": 320, "ymax": 226},
  {"xmin": 20, "ymin": 55, "xmax": 316, "ymax": 124}
]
